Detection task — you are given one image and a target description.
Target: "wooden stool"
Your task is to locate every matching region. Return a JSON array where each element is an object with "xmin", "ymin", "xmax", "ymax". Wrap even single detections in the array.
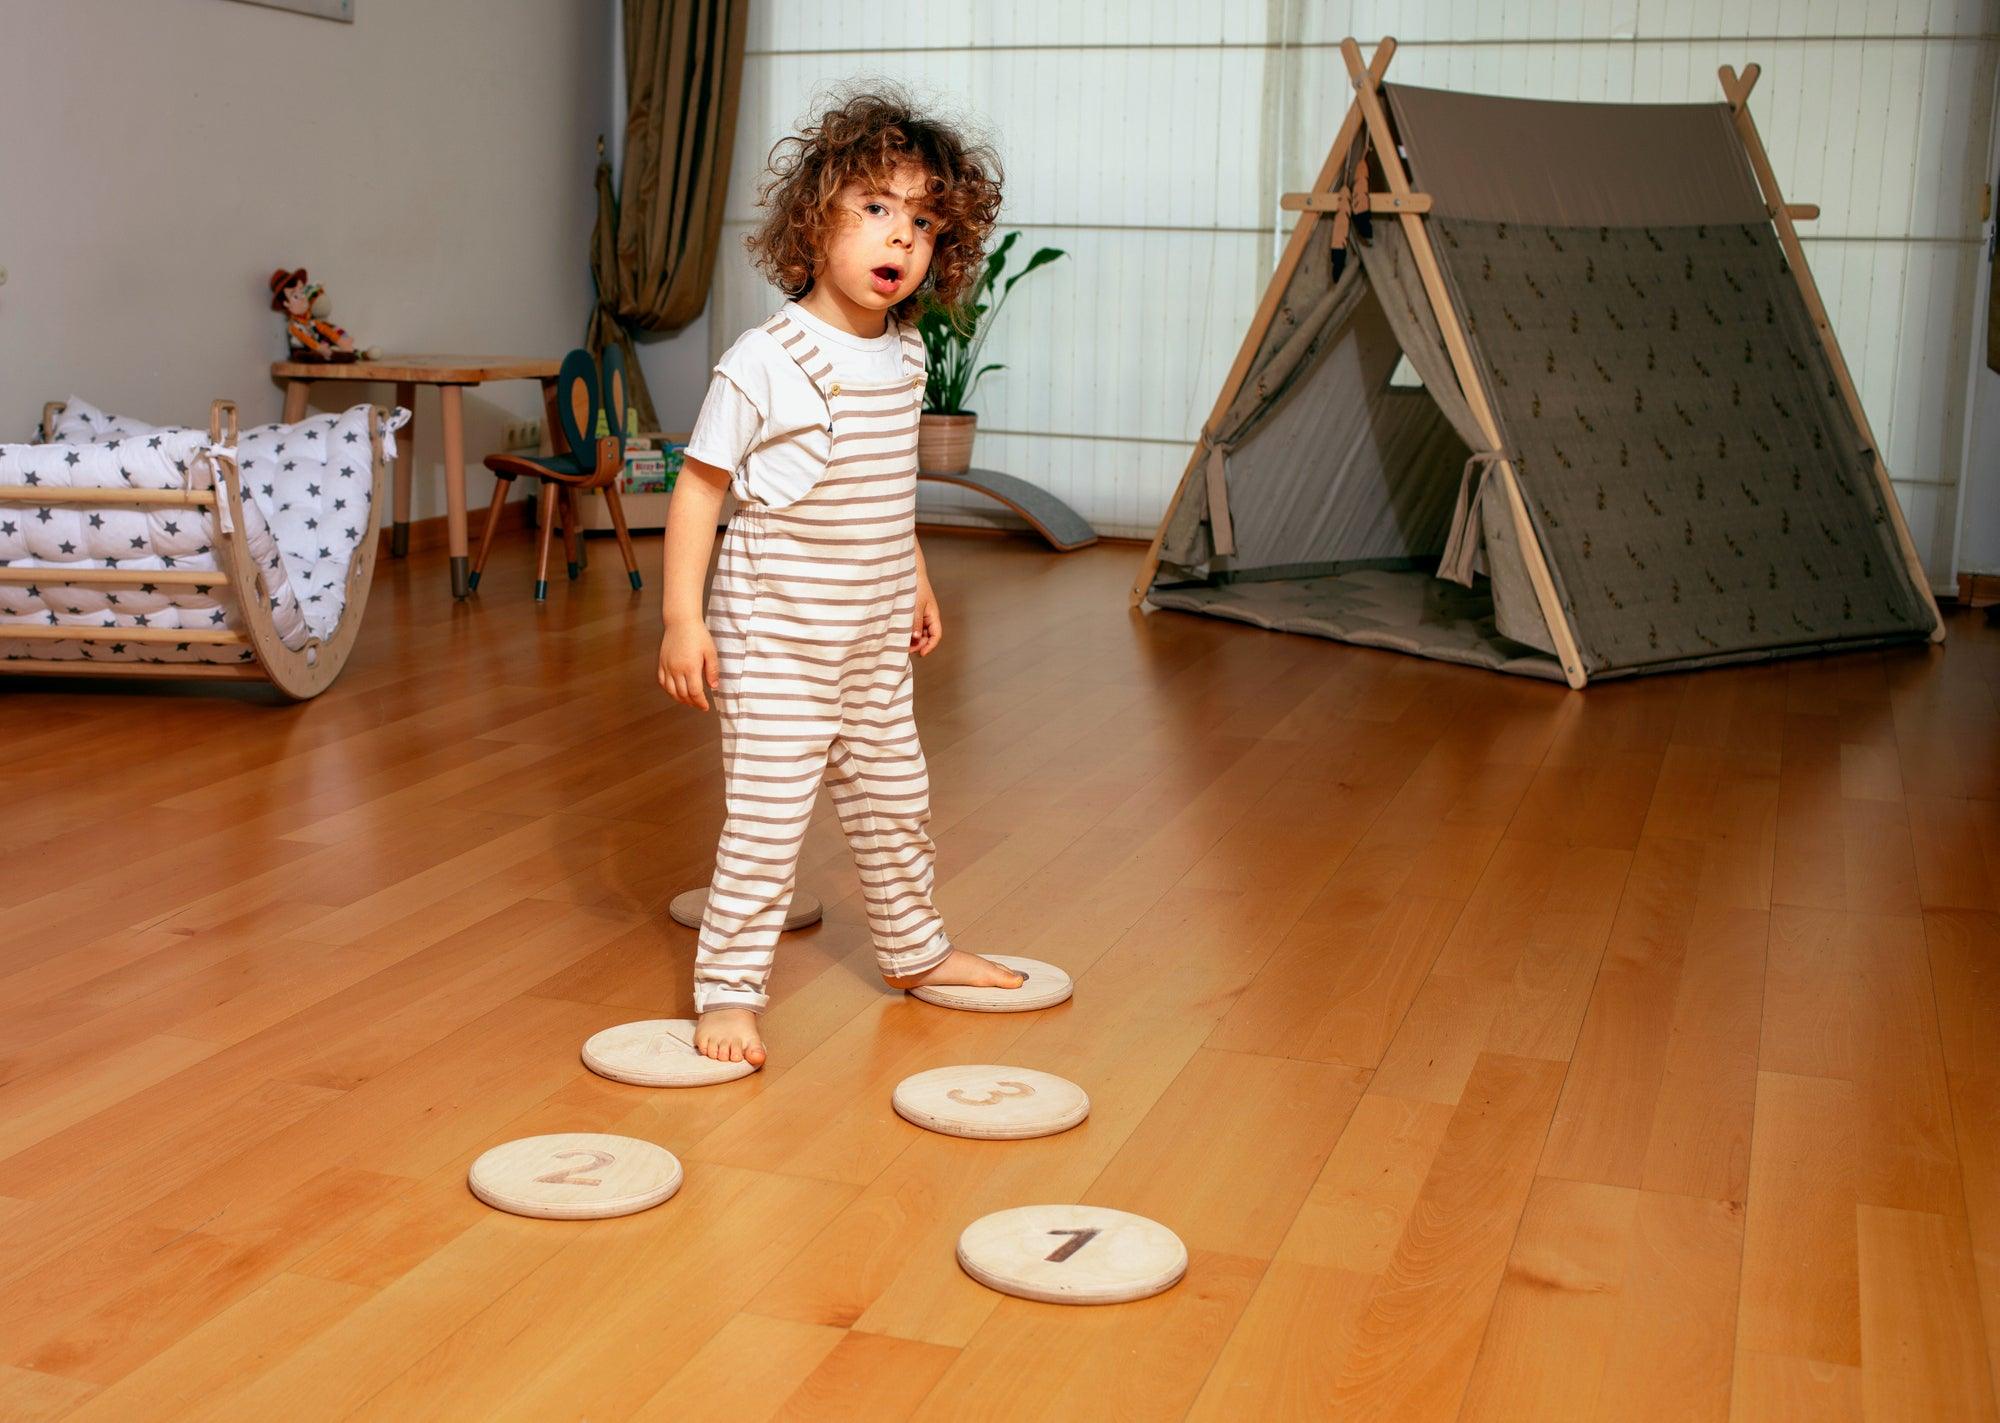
[{"xmin": 472, "ymin": 346, "xmax": 642, "ymax": 600}]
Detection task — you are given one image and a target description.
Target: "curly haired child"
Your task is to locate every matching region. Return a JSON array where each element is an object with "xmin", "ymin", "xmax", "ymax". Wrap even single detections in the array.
[{"xmin": 658, "ymin": 89, "xmax": 1028, "ymax": 1067}]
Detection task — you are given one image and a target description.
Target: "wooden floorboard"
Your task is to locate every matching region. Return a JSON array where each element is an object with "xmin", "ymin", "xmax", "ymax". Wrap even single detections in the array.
[{"xmin": 0, "ymin": 532, "xmax": 1996, "ymax": 1420}]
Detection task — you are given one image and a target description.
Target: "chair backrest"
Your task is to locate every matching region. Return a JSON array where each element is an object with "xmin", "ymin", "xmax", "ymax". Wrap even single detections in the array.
[
  {"xmin": 553, "ymin": 348, "xmax": 599, "ymax": 466},
  {"xmin": 598, "ymin": 344, "xmax": 629, "ymax": 467}
]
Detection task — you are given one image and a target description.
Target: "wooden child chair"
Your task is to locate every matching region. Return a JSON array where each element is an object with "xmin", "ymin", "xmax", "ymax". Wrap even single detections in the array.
[{"xmin": 472, "ymin": 346, "xmax": 642, "ymax": 599}]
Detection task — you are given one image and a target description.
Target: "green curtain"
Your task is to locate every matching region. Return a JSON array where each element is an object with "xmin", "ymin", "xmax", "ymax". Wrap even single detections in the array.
[{"xmin": 588, "ymin": 0, "xmax": 748, "ymax": 431}]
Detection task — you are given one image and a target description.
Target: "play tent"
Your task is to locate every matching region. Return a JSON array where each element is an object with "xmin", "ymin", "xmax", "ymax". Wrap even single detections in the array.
[{"xmin": 1132, "ymin": 38, "xmax": 1943, "ymax": 688}]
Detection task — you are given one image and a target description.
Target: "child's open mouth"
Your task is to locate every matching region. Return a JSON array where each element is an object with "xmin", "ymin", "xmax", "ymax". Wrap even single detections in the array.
[{"xmin": 870, "ymin": 264, "xmax": 903, "ymax": 295}]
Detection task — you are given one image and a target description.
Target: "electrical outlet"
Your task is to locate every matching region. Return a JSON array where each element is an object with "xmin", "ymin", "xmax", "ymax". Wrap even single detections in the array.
[{"xmin": 501, "ymin": 418, "xmax": 542, "ymax": 450}]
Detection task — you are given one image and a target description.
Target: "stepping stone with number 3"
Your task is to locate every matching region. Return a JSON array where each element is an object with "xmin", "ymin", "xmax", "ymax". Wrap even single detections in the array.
[
  {"xmin": 893, "ymin": 1065, "xmax": 1089, "ymax": 1140},
  {"xmin": 956, "ymin": 1204, "xmax": 1187, "ymax": 1305}
]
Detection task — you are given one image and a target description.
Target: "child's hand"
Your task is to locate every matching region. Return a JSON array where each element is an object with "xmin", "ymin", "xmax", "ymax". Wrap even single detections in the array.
[
  {"xmin": 911, "ymin": 583, "xmax": 943, "ymax": 656},
  {"xmin": 659, "ymin": 623, "xmax": 720, "ymax": 710}
]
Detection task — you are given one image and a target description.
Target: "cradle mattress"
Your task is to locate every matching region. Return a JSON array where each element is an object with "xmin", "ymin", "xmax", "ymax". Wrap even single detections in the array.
[{"xmin": 1, "ymin": 399, "xmax": 404, "ymax": 666}]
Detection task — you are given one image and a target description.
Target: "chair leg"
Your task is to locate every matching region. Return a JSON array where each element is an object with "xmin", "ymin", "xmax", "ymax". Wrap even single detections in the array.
[
  {"xmin": 604, "ymin": 485, "xmax": 642, "ymax": 591},
  {"xmin": 534, "ymin": 483, "xmax": 557, "ymax": 601},
  {"xmin": 558, "ymin": 486, "xmax": 582, "ymax": 581},
  {"xmin": 468, "ymin": 473, "xmax": 513, "ymax": 593}
]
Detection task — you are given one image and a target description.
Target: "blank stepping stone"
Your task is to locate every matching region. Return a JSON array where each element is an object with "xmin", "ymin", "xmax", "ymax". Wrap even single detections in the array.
[
  {"xmin": 582, "ymin": 1018, "xmax": 757, "ymax": 1087},
  {"xmin": 468, "ymin": 1133, "xmax": 682, "ymax": 1220},
  {"xmin": 907, "ymin": 955, "xmax": 1072, "ymax": 1013},
  {"xmin": 956, "ymin": 1205, "xmax": 1187, "ymax": 1305},
  {"xmin": 668, "ymin": 887, "xmax": 823, "ymax": 931},
  {"xmin": 892, "ymin": 1065, "xmax": 1089, "ymax": 1140}
]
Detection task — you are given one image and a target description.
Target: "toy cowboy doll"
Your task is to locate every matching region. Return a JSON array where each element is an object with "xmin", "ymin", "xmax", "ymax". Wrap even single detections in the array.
[{"xmin": 269, "ymin": 267, "xmax": 358, "ymax": 362}]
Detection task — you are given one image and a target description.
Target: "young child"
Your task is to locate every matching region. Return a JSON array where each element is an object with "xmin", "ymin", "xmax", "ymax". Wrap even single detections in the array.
[{"xmin": 658, "ymin": 91, "xmax": 1027, "ymax": 1068}]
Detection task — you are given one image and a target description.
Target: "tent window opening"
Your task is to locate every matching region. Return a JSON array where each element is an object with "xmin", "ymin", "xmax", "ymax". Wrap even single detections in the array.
[{"xmin": 1385, "ymin": 352, "xmax": 1425, "ymax": 392}]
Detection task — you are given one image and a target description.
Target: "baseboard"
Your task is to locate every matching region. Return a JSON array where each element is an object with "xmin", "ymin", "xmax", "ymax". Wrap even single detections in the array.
[
  {"xmin": 376, "ymin": 501, "xmax": 1150, "ymax": 560},
  {"xmin": 1955, "ymin": 572, "xmax": 2000, "ymax": 607}
]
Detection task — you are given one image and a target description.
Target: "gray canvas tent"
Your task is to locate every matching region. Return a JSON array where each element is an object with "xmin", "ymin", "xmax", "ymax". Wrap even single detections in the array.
[{"xmin": 1132, "ymin": 39, "xmax": 1943, "ymax": 688}]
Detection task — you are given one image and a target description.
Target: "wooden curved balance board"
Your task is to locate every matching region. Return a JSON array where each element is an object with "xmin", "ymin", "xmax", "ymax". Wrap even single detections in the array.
[{"xmin": 919, "ymin": 468, "xmax": 1098, "ymax": 551}]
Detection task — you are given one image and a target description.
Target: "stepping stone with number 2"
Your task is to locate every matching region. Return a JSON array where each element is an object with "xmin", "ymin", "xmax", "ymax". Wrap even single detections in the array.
[{"xmin": 467, "ymin": 1133, "xmax": 682, "ymax": 1220}]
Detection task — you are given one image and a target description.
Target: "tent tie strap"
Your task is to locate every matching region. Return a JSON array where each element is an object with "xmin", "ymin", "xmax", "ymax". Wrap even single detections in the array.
[
  {"xmin": 1200, "ymin": 428, "xmax": 1238, "ymax": 558},
  {"xmin": 1438, "ymin": 449, "xmax": 1511, "ymax": 587}
]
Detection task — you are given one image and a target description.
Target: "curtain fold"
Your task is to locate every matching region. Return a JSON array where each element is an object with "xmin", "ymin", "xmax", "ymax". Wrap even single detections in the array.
[{"xmin": 587, "ymin": 0, "xmax": 748, "ymax": 431}]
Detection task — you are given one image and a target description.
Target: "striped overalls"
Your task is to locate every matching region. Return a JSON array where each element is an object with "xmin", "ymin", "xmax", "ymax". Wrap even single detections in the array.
[{"xmin": 693, "ymin": 312, "xmax": 953, "ymax": 1012}]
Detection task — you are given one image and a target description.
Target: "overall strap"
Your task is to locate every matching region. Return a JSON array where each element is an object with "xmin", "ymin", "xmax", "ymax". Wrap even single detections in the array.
[
  {"xmin": 897, "ymin": 320, "xmax": 927, "ymax": 383},
  {"xmin": 763, "ymin": 311, "xmax": 837, "ymax": 398}
]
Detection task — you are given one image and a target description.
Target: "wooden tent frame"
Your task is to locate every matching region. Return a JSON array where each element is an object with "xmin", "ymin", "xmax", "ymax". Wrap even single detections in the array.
[
  {"xmin": 1131, "ymin": 37, "xmax": 1944, "ymax": 689},
  {"xmin": 2, "ymin": 399, "xmax": 387, "ymax": 699}
]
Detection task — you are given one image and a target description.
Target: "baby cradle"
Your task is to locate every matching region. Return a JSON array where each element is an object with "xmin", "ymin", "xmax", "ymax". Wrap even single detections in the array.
[{"xmin": 0, "ymin": 398, "xmax": 391, "ymax": 699}]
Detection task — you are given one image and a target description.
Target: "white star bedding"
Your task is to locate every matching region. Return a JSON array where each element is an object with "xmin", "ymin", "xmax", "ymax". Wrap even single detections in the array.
[{"xmin": 0, "ymin": 398, "xmax": 407, "ymax": 666}]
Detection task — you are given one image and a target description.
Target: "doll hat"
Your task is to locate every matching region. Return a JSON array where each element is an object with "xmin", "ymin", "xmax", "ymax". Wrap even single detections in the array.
[{"xmin": 268, "ymin": 267, "xmax": 310, "ymax": 311}]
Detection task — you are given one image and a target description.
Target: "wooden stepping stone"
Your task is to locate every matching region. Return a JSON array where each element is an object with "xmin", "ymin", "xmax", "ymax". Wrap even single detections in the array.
[
  {"xmin": 468, "ymin": 1133, "xmax": 682, "ymax": 1220},
  {"xmin": 668, "ymin": 887, "xmax": 822, "ymax": 931},
  {"xmin": 956, "ymin": 1205, "xmax": 1187, "ymax": 1305},
  {"xmin": 582, "ymin": 1018, "xmax": 757, "ymax": 1086},
  {"xmin": 907, "ymin": 955, "xmax": 1072, "ymax": 1013},
  {"xmin": 892, "ymin": 1065, "xmax": 1089, "ymax": 1140}
]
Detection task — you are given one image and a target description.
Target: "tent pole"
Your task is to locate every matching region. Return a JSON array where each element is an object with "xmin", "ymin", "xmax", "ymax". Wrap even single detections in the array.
[
  {"xmin": 1128, "ymin": 37, "xmax": 1397, "ymax": 608},
  {"xmin": 1718, "ymin": 64, "xmax": 1946, "ymax": 643},
  {"xmin": 1337, "ymin": 39, "xmax": 1590, "ymax": 689}
]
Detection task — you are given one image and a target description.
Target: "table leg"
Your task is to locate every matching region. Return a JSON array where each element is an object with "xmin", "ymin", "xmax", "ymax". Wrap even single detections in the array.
[
  {"xmin": 391, "ymin": 380, "xmax": 416, "ymax": 557},
  {"xmin": 281, "ymin": 380, "xmax": 311, "ymax": 424},
  {"xmin": 440, "ymin": 384, "xmax": 469, "ymax": 598}
]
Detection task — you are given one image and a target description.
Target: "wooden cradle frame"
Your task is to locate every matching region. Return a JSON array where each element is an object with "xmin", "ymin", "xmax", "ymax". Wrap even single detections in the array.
[{"xmin": 1, "ymin": 399, "xmax": 387, "ymax": 700}]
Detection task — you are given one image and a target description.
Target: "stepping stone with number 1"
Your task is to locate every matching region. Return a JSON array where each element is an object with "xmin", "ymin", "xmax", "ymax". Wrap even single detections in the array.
[{"xmin": 956, "ymin": 1204, "xmax": 1187, "ymax": 1305}]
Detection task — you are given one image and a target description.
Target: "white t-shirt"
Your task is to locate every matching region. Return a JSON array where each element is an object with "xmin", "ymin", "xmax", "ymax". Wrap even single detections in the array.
[{"xmin": 685, "ymin": 301, "xmax": 911, "ymax": 509}]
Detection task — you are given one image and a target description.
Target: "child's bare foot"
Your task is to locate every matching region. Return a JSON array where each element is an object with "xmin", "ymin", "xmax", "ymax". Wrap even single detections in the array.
[
  {"xmin": 694, "ymin": 1007, "xmax": 766, "ymax": 1068},
  {"xmin": 886, "ymin": 948, "xmax": 1028, "ymax": 992}
]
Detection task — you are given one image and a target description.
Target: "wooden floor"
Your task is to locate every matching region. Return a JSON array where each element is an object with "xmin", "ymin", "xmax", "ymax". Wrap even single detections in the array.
[{"xmin": 1, "ymin": 529, "xmax": 1997, "ymax": 1421}]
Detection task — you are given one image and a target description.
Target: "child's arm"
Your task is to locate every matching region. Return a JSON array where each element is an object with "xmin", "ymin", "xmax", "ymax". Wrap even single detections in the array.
[
  {"xmin": 911, "ymin": 537, "xmax": 942, "ymax": 656},
  {"xmin": 657, "ymin": 456, "xmax": 730, "ymax": 710}
]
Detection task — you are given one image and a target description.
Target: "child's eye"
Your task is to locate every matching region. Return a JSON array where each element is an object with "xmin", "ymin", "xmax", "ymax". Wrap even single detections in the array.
[
  {"xmin": 864, "ymin": 202, "xmax": 887, "ymax": 216},
  {"xmin": 914, "ymin": 216, "xmax": 934, "ymax": 231}
]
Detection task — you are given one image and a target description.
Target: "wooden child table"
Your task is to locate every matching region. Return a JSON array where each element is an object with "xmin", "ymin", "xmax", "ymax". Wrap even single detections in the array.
[{"xmin": 274, "ymin": 353, "xmax": 562, "ymax": 598}]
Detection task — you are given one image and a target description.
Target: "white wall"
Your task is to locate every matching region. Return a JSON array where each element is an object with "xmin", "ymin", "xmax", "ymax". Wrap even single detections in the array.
[
  {"xmin": 0, "ymin": 0, "xmax": 613, "ymax": 525},
  {"xmin": 714, "ymin": 0, "xmax": 1999, "ymax": 583}
]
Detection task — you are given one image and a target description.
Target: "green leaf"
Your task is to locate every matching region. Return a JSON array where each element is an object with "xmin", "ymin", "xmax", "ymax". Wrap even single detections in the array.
[
  {"xmin": 978, "ymin": 231, "xmax": 1020, "ymax": 301},
  {"xmin": 1002, "ymin": 247, "xmax": 1065, "ymax": 299},
  {"xmin": 911, "ymin": 230, "xmax": 1065, "ymax": 412}
]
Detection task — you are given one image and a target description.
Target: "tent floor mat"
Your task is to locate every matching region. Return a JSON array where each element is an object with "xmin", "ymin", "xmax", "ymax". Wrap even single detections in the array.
[{"xmin": 1147, "ymin": 569, "xmax": 1567, "ymax": 682}]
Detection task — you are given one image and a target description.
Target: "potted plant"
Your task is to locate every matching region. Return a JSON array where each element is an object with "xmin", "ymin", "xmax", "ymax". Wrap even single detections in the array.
[{"xmin": 915, "ymin": 231, "xmax": 1065, "ymax": 475}]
